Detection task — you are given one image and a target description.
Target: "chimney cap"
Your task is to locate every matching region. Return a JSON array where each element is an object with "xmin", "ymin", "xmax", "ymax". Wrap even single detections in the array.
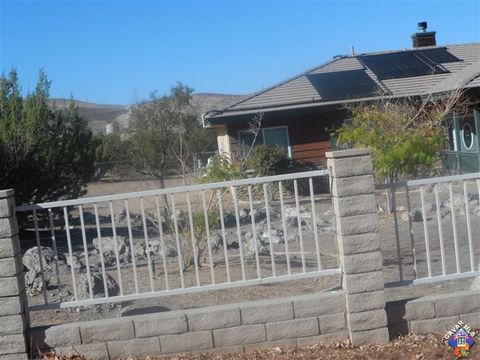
[{"xmin": 418, "ymin": 21, "xmax": 428, "ymax": 32}]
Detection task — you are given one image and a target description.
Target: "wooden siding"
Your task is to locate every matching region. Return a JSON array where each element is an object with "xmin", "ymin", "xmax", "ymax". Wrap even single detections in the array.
[{"xmin": 225, "ymin": 112, "xmax": 341, "ymax": 165}]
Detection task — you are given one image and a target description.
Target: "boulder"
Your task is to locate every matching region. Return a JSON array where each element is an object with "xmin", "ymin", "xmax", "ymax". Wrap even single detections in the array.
[
  {"xmin": 66, "ymin": 254, "xmax": 84, "ymax": 271},
  {"xmin": 238, "ymin": 208, "xmax": 249, "ymax": 224},
  {"xmin": 260, "ymin": 227, "xmax": 284, "ymax": 244},
  {"xmin": 423, "ymin": 202, "xmax": 436, "ymax": 212},
  {"xmin": 147, "ymin": 239, "xmax": 178, "ymax": 258},
  {"xmin": 23, "ymin": 246, "xmax": 65, "ymax": 295},
  {"xmin": 412, "ymin": 210, "xmax": 423, "ymax": 222},
  {"xmin": 211, "ymin": 232, "xmax": 223, "ymax": 249},
  {"xmin": 283, "ymin": 205, "xmax": 311, "ymax": 220},
  {"xmin": 92, "ymin": 236, "xmax": 129, "ymax": 263},
  {"xmin": 315, "ymin": 216, "xmax": 329, "ymax": 227},
  {"xmin": 444, "ymin": 193, "xmax": 474, "ymax": 214},
  {"xmin": 82, "ymin": 211, "xmax": 96, "ymax": 223},
  {"xmin": 286, "ymin": 217, "xmax": 306, "ymax": 227},
  {"xmin": 471, "ymin": 205, "xmax": 480, "ymax": 217},
  {"xmin": 25, "ymin": 269, "xmax": 44, "ymax": 296},
  {"xmin": 244, "ymin": 235, "xmax": 270, "ymax": 257},
  {"xmin": 223, "ymin": 212, "xmax": 236, "ymax": 227},
  {"xmin": 225, "ymin": 232, "xmax": 239, "ymax": 249},
  {"xmin": 170, "ymin": 209, "xmax": 185, "ymax": 227},
  {"xmin": 288, "ymin": 234, "xmax": 300, "ymax": 243},
  {"xmin": 77, "ymin": 272, "xmax": 119, "ymax": 300},
  {"xmin": 23, "ymin": 246, "xmax": 56, "ymax": 274}
]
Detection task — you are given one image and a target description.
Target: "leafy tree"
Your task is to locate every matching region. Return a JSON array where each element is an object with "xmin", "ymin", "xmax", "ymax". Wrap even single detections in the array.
[
  {"xmin": 0, "ymin": 69, "xmax": 96, "ymax": 205},
  {"xmin": 336, "ymin": 101, "xmax": 445, "ymax": 182},
  {"xmin": 129, "ymin": 82, "xmax": 215, "ymax": 187},
  {"xmin": 93, "ymin": 133, "xmax": 133, "ymax": 180}
]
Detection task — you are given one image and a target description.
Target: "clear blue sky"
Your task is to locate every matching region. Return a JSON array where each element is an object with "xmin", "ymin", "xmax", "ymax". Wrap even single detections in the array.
[{"xmin": 1, "ymin": 0, "xmax": 479, "ymax": 105}]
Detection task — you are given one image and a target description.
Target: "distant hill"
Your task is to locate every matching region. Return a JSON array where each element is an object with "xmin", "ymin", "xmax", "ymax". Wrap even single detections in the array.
[{"xmin": 49, "ymin": 93, "xmax": 245, "ymax": 134}]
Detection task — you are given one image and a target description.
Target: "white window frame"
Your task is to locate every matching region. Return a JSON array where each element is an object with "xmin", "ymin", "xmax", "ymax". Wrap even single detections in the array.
[
  {"xmin": 238, "ymin": 125, "xmax": 292, "ymax": 158},
  {"xmin": 462, "ymin": 122, "xmax": 474, "ymax": 150}
]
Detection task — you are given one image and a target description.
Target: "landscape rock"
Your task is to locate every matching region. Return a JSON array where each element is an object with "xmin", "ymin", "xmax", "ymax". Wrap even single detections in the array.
[
  {"xmin": 92, "ymin": 236, "xmax": 129, "ymax": 263},
  {"xmin": 377, "ymin": 204, "xmax": 386, "ymax": 213},
  {"xmin": 244, "ymin": 235, "xmax": 270, "ymax": 257},
  {"xmin": 82, "ymin": 211, "xmax": 96, "ymax": 223},
  {"xmin": 23, "ymin": 246, "xmax": 64, "ymax": 296},
  {"xmin": 170, "ymin": 209, "xmax": 185, "ymax": 227},
  {"xmin": 147, "ymin": 239, "xmax": 178, "ymax": 258},
  {"xmin": 23, "ymin": 246, "xmax": 56, "ymax": 274},
  {"xmin": 225, "ymin": 232, "xmax": 239, "ymax": 249},
  {"xmin": 260, "ymin": 227, "xmax": 284, "ymax": 244},
  {"xmin": 211, "ymin": 232, "xmax": 223, "ymax": 249},
  {"xmin": 250, "ymin": 208, "xmax": 267, "ymax": 222},
  {"xmin": 239, "ymin": 208, "xmax": 249, "ymax": 223},
  {"xmin": 223, "ymin": 212, "xmax": 236, "ymax": 227},
  {"xmin": 423, "ymin": 202, "xmax": 436, "ymax": 212},
  {"xmin": 471, "ymin": 205, "xmax": 480, "ymax": 216},
  {"xmin": 24, "ymin": 269, "xmax": 44, "ymax": 296},
  {"xmin": 424, "ymin": 184, "xmax": 434, "ymax": 193},
  {"xmin": 283, "ymin": 206, "xmax": 311, "ymax": 220},
  {"xmin": 444, "ymin": 193, "xmax": 470, "ymax": 214},
  {"xmin": 288, "ymin": 234, "xmax": 300, "ymax": 243},
  {"xmin": 66, "ymin": 254, "xmax": 84, "ymax": 271},
  {"xmin": 412, "ymin": 210, "xmax": 423, "ymax": 222},
  {"xmin": 315, "ymin": 216, "xmax": 328, "ymax": 227},
  {"xmin": 77, "ymin": 272, "xmax": 119, "ymax": 300}
]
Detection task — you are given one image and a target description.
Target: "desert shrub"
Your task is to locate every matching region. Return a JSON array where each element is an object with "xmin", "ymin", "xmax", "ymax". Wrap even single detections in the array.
[
  {"xmin": 180, "ymin": 209, "xmax": 220, "ymax": 271},
  {"xmin": 243, "ymin": 144, "xmax": 290, "ymax": 176},
  {"xmin": 199, "ymin": 154, "xmax": 243, "ymax": 183}
]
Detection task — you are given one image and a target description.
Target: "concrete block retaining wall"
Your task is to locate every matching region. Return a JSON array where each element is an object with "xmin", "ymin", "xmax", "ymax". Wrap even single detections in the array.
[
  {"xmin": 387, "ymin": 290, "xmax": 480, "ymax": 339},
  {"xmin": 0, "ymin": 190, "xmax": 29, "ymax": 360},
  {"xmin": 31, "ymin": 291, "xmax": 347, "ymax": 359}
]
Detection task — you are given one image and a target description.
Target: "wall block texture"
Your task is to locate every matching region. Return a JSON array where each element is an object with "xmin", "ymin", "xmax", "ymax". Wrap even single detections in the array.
[
  {"xmin": 0, "ymin": 190, "xmax": 28, "ymax": 360},
  {"xmin": 327, "ymin": 149, "xmax": 389, "ymax": 345},
  {"xmin": 387, "ymin": 290, "xmax": 480, "ymax": 339},
  {"xmin": 32, "ymin": 291, "xmax": 347, "ymax": 359}
]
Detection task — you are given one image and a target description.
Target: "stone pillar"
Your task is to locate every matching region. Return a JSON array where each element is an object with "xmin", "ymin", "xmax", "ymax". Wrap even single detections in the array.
[
  {"xmin": 0, "ymin": 189, "xmax": 28, "ymax": 360},
  {"xmin": 326, "ymin": 149, "xmax": 389, "ymax": 345}
]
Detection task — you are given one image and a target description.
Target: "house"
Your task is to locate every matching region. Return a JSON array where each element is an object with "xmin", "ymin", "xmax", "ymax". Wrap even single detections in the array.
[{"xmin": 202, "ymin": 22, "xmax": 480, "ymax": 173}]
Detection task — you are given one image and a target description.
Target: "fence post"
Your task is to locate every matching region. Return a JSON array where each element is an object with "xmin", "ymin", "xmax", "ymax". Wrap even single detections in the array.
[
  {"xmin": 0, "ymin": 189, "xmax": 29, "ymax": 359},
  {"xmin": 326, "ymin": 149, "xmax": 389, "ymax": 345}
]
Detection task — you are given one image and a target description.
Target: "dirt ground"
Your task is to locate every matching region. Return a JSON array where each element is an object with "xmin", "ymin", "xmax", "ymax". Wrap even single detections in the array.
[
  {"xmin": 41, "ymin": 333, "xmax": 480, "ymax": 360},
  {"xmin": 24, "ymin": 177, "xmax": 480, "ymax": 327}
]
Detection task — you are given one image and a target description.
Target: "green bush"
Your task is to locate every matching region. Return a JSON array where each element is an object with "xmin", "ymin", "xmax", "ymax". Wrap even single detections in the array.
[
  {"xmin": 244, "ymin": 144, "xmax": 290, "ymax": 176},
  {"xmin": 199, "ymin": 154, "xmax": 243, "ymax": 183}
]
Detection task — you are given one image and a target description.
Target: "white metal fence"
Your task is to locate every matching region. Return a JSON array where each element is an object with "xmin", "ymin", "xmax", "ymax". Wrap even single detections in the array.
[
  {"xmin": 378, "ymin": 172, "xmax": 480, "ymax": 285},
  {"xmin": 17, "ymin": 170, "xmax": 340, "ymax": 310}
]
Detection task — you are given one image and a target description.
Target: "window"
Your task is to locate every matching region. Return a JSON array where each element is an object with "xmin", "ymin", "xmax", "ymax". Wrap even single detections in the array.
[
  {"xmin": 462, "ymin": 122, "xmax": 473, "ymax": 150},
  {"xmin": 459, "ymin": 115, "xmax": 477, "ymax": 152},
  {"xmin": 238, "ymin": 126, "xmax": 291, "ymax": 158}
]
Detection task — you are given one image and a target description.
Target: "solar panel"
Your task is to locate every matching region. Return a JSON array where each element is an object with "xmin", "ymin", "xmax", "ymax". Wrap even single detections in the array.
[
  {"xmin": 306, "ymin": 69, "xmax": 382, "ymax": 101},
  {"xmin": 358, "ymin": 51, "xmax": 450, "ymax": 80},
  {"xmin": 419, "ymin": 48, "xmax": 460, "ymax": 64}
]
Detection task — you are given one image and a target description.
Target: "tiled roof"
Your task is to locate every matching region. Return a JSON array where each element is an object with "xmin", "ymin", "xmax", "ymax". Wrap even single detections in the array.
[{"xmin": 206, "ymin": 43, "xmax": 480, "ymax": 122}]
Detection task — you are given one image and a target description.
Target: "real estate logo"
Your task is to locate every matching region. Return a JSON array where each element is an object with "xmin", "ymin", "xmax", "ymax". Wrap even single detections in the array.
[{"xmin": 444, "ymin": 320, "xmax": 477, "ymax": 359}]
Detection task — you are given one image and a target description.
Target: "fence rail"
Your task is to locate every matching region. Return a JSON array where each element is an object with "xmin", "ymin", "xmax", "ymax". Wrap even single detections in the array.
[
  {"xmin": 378, "ymin": 172, "xmax": 480, "ymax": 285},
  {"xmin": 17, "ymin": 169, "xmax": 340, "ymax": 310}
]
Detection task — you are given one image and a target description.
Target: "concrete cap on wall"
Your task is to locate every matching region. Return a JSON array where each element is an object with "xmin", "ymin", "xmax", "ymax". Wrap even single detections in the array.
[
  {"xmin": 0, "ymin": 189, "xmax": 15, "ymax": 199},
  {"xmin": 326, "ymin": 148, "xmax": 371, "ymax": 159}
]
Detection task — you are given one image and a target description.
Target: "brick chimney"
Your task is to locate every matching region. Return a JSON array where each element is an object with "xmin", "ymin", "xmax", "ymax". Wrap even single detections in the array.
[{"xmin": 411, "ymin": 21, "xmax": 436, "ymax": 47}]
